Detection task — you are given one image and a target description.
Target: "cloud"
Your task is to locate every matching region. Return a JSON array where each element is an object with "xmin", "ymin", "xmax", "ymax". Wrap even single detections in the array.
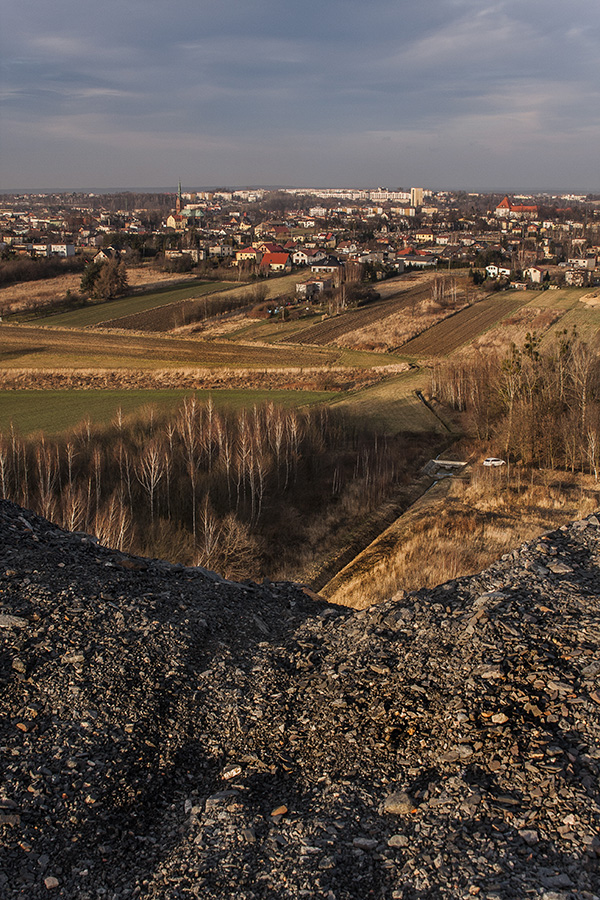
[{"xmin": 1, "ymin": 0, "xmax": 600, "ymax": 190}]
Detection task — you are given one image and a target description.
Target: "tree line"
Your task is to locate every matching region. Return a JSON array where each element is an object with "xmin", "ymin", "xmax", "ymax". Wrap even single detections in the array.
[
  {"xmin": 0, "ymin": 399, "xmax": 436, "ymax": 580},
  {"xmin": 431, "ymin": 331, "xmax": 600, "ymax": 476},
  {"xmin": 0, "ymin": 256, "xmax": 85, "ymax": 288}
]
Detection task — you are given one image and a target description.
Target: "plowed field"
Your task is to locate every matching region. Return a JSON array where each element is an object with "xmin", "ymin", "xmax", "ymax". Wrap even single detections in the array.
[
  {"xmin": 0, "ymin": 324, "xmax": 343, "ymax": 371},
  {"xmin": 400, "ymin": 294, "xmax": 528, "ymax": 357},
  {"xmin": 283, "ymin": 283, "xmax": 433, "ymax": 346}
]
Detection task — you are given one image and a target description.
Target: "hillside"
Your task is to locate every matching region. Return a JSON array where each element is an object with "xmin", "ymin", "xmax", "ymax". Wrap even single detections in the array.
[{"xmin": 1, "ymin": 500, "xmax": 599, "ymax": 899}]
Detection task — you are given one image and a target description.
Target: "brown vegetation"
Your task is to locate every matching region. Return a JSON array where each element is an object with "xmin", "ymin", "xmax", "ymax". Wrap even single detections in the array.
[
  {"xmin": 0, "ymin": 398, "xmax": 440, "ymax": 582},
  {"xmin": 287, "ymin": 280, "xmax": 433, "ymax": 347},
  {"xmin": 0, "ymin": 256, "xmax": 85, "ymax": 290},
  {"xmin": 0, "ymin": 266, "xmax": 199, "ymax": 318},
  {"xmin": 334, "ymin": 280, "xmax": 471, "ymax": 351},
  {"xmin": 456, "ymin": 305, "xmax": 564, "ymax": 358},
  {"xmin": 432, "ymin": 331, "xmax": 600, "ymax": 471},
  {"xmin": 401, "ymin": 293, "xmax": 527, "ymax": 358},
  {"xmin": 100, "ymin": 288, "xmax": 252, "ymax": 332},
  {"xmin": 323, "ymin": 328, "xmax": 600, "ymax": 608},
  {"xmin": 324, "ymin": 465, "xmax": 600, "ymax": 608},
  {"xmin": 0, "ymin": 365, "xmax": 398, "ymax": 393}
]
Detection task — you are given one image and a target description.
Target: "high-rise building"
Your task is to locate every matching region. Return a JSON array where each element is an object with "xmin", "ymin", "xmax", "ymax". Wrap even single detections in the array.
[{"xmin": 410, "ymin": 187, "xmax": 424, "ymax": 208}]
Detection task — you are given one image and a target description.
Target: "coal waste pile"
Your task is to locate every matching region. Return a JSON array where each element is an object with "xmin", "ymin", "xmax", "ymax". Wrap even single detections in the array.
[{"xmin": 1, "ymin": 498, "xmax": 599, "ymax": 899}]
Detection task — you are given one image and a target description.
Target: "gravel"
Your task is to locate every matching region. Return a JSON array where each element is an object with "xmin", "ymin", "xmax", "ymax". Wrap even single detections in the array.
[{"xmin": 1, "ymin": 499, "xmax": 599, "ymax": 899}]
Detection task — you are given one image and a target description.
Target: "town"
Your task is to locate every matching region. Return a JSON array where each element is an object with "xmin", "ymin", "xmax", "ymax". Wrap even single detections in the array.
[{"xmin": 1, "ymin": 186, "xmax": 600, "ymax": 300}]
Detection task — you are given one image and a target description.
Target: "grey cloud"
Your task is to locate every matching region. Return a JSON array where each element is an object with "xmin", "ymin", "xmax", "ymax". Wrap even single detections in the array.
[{"xmin": 1, "ymin": 0, "xmax": 599, "ymax": 189}]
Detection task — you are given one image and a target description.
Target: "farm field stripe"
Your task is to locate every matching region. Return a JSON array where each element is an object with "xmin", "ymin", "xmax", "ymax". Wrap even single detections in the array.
[
  {"xmin": 400, "ymin": 294, "xmax": 528, "ymax": 357},
  {"xmin": 0, "ymin": 324, "xmax": 397, "ymax": 371},
  {"xmin": 36, "ymin": 282, "xmax": 231, "ymax": 328},
  {"xmin": 0, "ymin": 388, "xmax": 338, "ymax": 438}
]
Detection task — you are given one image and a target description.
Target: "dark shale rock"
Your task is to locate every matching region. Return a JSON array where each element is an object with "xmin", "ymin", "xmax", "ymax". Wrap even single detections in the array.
[{"xmin": 1, "ymin": 499, "xmax": 600, "ymax": 899}]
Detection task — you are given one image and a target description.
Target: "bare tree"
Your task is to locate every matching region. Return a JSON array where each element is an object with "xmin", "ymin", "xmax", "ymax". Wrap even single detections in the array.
[
  {"xmin": 136, "ymin": 441, "xmax": 165, "ymax": 524},
  {"xmin": 177, "ymin": 397, "xmax": 201, "ymax": 540},
  {"xmin": 36, "ymin": 442, "xmax": 57, "ymax": 521},
  {"xmin": 0, "ymin": 437, "xmax": 9, "ymax": 500}
]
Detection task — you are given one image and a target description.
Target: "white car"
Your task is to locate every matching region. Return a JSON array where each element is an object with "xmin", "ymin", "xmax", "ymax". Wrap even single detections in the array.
[{"xmin": 483, "ymin": 457, "xmax": 506, "ymax": 467}]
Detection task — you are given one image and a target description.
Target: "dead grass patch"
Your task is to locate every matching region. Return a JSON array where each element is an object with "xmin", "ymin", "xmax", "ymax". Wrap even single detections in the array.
[
  {"xmin": 456, "ymin": 306, "xmax": 564, "ymax": 358},
  {"xmin": 323, "ymin": 465, "xmax": 600, "ymax": 608},
  {"xmin": 0, "ymin": 266, "xmax": 199, "ymax": 316},
  {"xmin": 336, "ymin": 296, "xmax": 469, "ymax": 351}
]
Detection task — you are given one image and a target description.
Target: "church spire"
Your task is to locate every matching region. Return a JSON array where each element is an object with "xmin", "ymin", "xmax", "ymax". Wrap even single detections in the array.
[{"xmin": 176, "ymin": 180, "xmax": 182, "ymax": 214}]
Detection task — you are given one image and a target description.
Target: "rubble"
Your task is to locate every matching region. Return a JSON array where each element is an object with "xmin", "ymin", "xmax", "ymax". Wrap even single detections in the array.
[{"xmin": 0, "ymin": 499, "xmax": 599, "ymax": 899}]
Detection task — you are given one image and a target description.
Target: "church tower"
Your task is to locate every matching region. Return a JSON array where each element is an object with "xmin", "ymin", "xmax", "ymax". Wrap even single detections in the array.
[{"xmin": 176, "ymin": 180, "xmax": 182, "ymax": 214}]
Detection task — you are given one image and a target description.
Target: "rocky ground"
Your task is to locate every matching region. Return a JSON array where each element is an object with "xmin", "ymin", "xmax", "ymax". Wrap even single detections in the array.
[{"xmin": 0, "ymin": 498, "xmax": 599, "ymax": 899}]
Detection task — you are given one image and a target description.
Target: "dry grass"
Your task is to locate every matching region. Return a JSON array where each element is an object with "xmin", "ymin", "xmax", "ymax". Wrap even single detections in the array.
[
  {"xmin": 400, "ymin": 293, "xmax": 528, "ymax": 358},
  {"xmin": 336, "ymin": 294, "xmax": 469, "ymax": 351},
  {"xmin": 455, "ymin": 306, "xmax": 564, "ymax": 358},
  {"xmin": 0, "ymin": 266, "xmax": 199, "ymax": 316},
  {"xmin": 323, "ymin": 465, "xmax": 600, "ymax": 608}
]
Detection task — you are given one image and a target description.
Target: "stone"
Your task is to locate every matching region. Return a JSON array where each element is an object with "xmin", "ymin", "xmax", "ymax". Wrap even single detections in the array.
[
  {"xmin": 519, "ymin": 829, "xmax": 539, "ymax": 845},
  {"xmin": 271, "ymin": 805, "xmax": 288, "ymax": 818},
  {"xmin": 1, "ymin": 500, "xmax": 600, "ymax": 899},
  {"xmin": 382, "ymin": 792, "xmax": 417, "ymax": 816},
  {"xmin": 388, "ymin": 835, "xmax": 409, "ymax": 848},
  {"xmin": 353, "ymin": 837, "xmax": 378, "ymax": 851}
]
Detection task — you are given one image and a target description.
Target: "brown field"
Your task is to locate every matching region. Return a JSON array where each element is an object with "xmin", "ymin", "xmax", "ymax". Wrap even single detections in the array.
[
  {"xmin": 400, "ymin": 293, "xmax": 528, "ymax": 358},
  {"xmin": 285, "ymin": 277, "xmax": 435, "ymax": 346},
  {"xmin": 100, "ymin": 271, "xmax": 309, "ymax": 332},
  {"xmin": 322, "ymin": 465, "xmax": 600, "ymax": 608},
  {"xmin": 333, "ymin": 295, "xmax": 472, "ymax": 351},
  {"xmin": 0, "ymin": 266, "xmax": 200, "ymax": 316},
  {"xmin": 0, "ymin": 323, "xmax": 351, "ymax": 371},
  {"xmin": 455, "ymin": 305, "xmax": 565, "ymax": 357}
]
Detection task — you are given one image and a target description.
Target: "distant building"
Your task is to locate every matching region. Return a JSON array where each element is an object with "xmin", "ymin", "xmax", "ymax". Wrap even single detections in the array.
[
  {"xmin": 495, "ymin": 196, "xmax": 538, "ymax": 219},
  {"xmin": 93, "ymin": 247, "xmax": 120, "ymax": 263},
  {"xmin": 50, "ymin": 243, "xmax": 75, "ymax": 257},
  {"xmin": 410, "ymin": 187, "xmax": 424, "ymax": 208},
  {"xmin": 259, "ymin": 252, "xmax": 292, "ymax": 274}
]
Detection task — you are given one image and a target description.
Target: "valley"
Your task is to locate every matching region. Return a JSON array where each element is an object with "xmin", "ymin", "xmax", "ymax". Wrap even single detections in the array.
[{"xmin": 1, "ymin": 265, "xmax": 599, "ymax": 602}]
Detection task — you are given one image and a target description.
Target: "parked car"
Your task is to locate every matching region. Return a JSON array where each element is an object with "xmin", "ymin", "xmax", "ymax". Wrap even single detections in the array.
[{"xmin": 483, "ymin": 457, "xmax": 506, "ymax": 467}]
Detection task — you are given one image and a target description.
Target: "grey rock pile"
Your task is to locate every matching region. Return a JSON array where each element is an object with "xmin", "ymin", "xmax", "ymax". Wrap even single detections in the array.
[{"xmin": 0, "ymin": 498, "xmax": 599, "ymax": 899}]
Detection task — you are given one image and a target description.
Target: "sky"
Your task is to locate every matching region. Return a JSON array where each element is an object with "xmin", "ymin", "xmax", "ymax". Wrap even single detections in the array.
[{"xmin": 1, "ymin": 0, "xmax": 600, "ymax": 193}]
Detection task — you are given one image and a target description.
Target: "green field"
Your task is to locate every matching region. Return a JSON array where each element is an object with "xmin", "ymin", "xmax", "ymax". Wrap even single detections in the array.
[
  {"xmin": 522, "ymin": 287, "xmax": 590, "ymax": 310},
  {"xmin": 331, "ymin": 370, "xmax": 453, "ymax": 434},
  {"xmin": 0, "ymin": 388, "xmax": 339, "ymax": 437},
  {"xmin": 33, "ymin": 282, "xmax": 231, "ymax": 328},
  {"xmin": 541, "ymin": 303, "xmax": 600, "ymax": 344}
]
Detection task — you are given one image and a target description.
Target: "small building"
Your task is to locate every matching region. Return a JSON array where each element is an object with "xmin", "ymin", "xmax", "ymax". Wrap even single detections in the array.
[
  {"xmin": 259, "ymin": 252, "xmax": 292, "ymax": 274},
  {"xmin": 486, "ymin": 265, "xmax": 511, "ymax": 278},
  {"xmin": 50, "ymin": 243, "xmax": 75, "ymax": 257},
  {"xmin": 565, "ymin": 267, "xmax": 593, "ymax": 287},
  {"xmin": 235, "ymin": 246, "xmax": 262, "ymax": 264},
  {"xmin": 296, "ymin": 277, "xmax": 333, "ymax": 298},
  {"xmin": 93, "ymin": 247, "xmax": 120, "ymax": 263},
  {"xmin": 310, "ymin": 256, "xmax": 342, "ymax": 274}
]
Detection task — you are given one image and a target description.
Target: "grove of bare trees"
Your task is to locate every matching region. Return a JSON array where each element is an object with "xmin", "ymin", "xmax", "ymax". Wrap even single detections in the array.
[
  {"xmin": 0, "ymin": 399, "xmax": 438, "ymax": 581},
  {"xmin": 432, "ymin": 330, "xmax": 600, "ymax": 475}
]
